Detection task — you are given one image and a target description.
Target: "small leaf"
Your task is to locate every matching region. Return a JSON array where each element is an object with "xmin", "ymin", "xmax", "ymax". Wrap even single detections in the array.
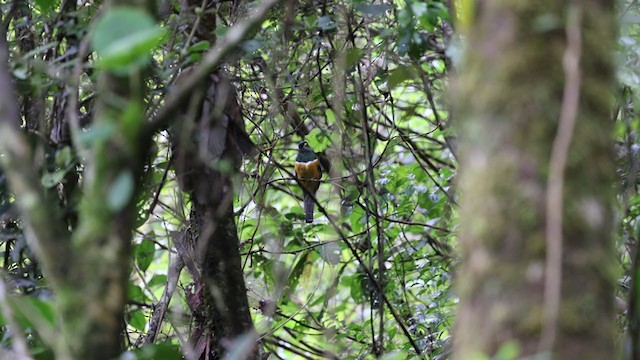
[
  {"xmin": 107, "ymin": 170, "xmax": 135, "ymax": 212},
  {"xmin": 35, "ymin": 0, "xmax": 58, "ymax": 12},
  {"xmin": 55, "ymin": 146, "xmax": 74, "ymax": 168},
  {"xmin": 345, "ymin": 48, "xmax": 362, "ymax": 68},
  {"xmin": 380, "ymin": 351, "xmax": 407, "ymax": 360},
  {"xmin": 12, "ymin": 67, "xmax": 28, "ymax": 80},
  {"xmin": 388, "ymin": 66, "xmax": 416, "ymax": 89},
  {"xmin": 242, "ymin": 39, "xmax": 261, "ymax": 53},
  {"xmin": 135, "ymin": 239, "xmax": 155, "ymax": 272},
  {"xmin": 318, "ymin": 242, "xmax": 341, "ymax": 265},
  {"xmin": 317, "ymin": 16, "xmax": 336, "ymax": 30},
  {"xmin": 148, "ymin": 274, "xmax": 167, "ymax": 288},
  {"xmin": 188, "ymin": 40, "xmax": 210, "ymax": 53},
  {"xmin": 128, "ymin": 310, "xmax": 146, "ymax": 331},
  {"xmin": 123, "ymin": 343, "xmax": 182, "ymax": 360},
  {"xmin": 493, "ymin": 341, "xmax": 520, "ymax": 360},
  {"xmin": 128, "ymin": 284, "xmax": 145, "ymax": 302},
  {"xmin": 355, "ymin": 4, "xmax": 390, "ymax": 17},
  {"xmin": 76, "ymin": 123, "xmax": 115, "ymax": 147},
  {"xmin": 121, "ymin": 101, "xmax": 144, "ymax": 141},
  {"xmin": 41, "ymin": 170, "xmax": 67, "ymax": 188},
  {"xmin": 214, "ymin": 26, "xmax": 230, "ymax": 36}
]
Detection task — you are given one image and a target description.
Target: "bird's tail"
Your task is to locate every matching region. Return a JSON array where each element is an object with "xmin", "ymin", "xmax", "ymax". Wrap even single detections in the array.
[{"xmin": 304, "ymin": 193, "xmax": 314, "ymax": 223}]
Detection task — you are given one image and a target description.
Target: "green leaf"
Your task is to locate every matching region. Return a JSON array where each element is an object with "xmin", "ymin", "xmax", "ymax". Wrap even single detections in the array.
[
  {"xmin": 135, "ymin": 239, "xmax": 156, "ymax": 272},
  {"xmin": 55, "ymin": 146, "xmax": 74, "ymax": 168},
  {"xmin": 242, "ymin": 39, "xmax": 261, "ymax": 53},
  {"xmin": 41, "ymin": 170, "xmax": 67, "ymax": 188},
  {"xmin": 107, "ymin": 170, "xmax": 135, "ymax": 212},
  {"xmin": 306, "ymin": 128, "xmax": 331, "ymax": 152},
  {"xmin": 355, "ymin": 4, "xmax": 390, "ymax": 17},
  {"xmin": 318, "ymin": 242, "xmax": 341, "ymax": 265},
  {"xmin": 128, "ymin": 310, "xmax": 146, "ymax": 331},
  {"xmin": 76, "ymin": 123, "xmax": 115, "ymax": 147},
  {"xmin": 317, "ymin": 16, "xmax": 336, "ymax": 30},
  {"xmin": 148, "ymin": 274, "xmax": 167, "ymax": 288},
  {"xmin": 345, "ymin": 48, "xmax": 362, "ymax": 68},
  {"xmin": 388, "ymin": 66, "xmax": 416, "ymax": 89},
  {"xmin": 121, "ymin": 101, "xmax": 144, "ymax": 141},
  {"xmin": 380, "ymin": 351, "xmax": 407, "ymax": 360},
  {"xmin": 13, "ymin": 297, "xmax": 56, "ymax": 328},
  {"xmin": 493, "ymin": 341, "xmax": 520, "ymax": 360},
  {"xmin": 347, "ymin": 274, "xmax": 365, "ymax": 303},
  {"xmin": 349, "ymin": 206, "xmax": 365, "ymax": 233},
  {"xmin": 123, "ymin": 343, "xmax": 182, "ymax": 360},
  {"xmin": 35, "ymin": 0, "xmax": 58, "ymax": 12},
  {"xmin": 283, "ymin": 251, "xmax": 310, "ymax": 298},
  {"xmin": 91, "ymin": 7, "xmax": 165, "ymax": 73},
  {"xmin": 188, "ymin": 40, "xmax": 210, "ymax": 53},
  {"xmin": 128, "ymin": 284, "xmax": 145, "ymax": 302}
]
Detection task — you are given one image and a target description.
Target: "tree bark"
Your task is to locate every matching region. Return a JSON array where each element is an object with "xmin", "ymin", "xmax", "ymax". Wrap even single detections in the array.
[{"xmin": 454, "ymin": 1, "xmax": 616, "ymax": 359}]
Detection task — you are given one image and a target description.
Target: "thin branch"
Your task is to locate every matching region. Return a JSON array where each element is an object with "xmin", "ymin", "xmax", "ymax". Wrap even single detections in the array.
[
  {"xmin": 269, "ymin": 158, "xmax": 425, "ymax": 357},
  {"xmin": 0, "ymin": 26, "xmax": 71, "ymax": 288},
  {"xmin": 0, "ymin": 276, "xmax": 33, "ymax": 360},
  {"xmin": 540, "ymin": 3, "xmax": 583, "ymax": 352},
  {"xmin": 143, "ymin": 0, "xmax": 281, "ymax": 137}
]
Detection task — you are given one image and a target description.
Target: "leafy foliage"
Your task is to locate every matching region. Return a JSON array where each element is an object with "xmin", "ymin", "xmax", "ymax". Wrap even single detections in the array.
[
  {"xmin": 0, "ymin": 0, "xmax": 452, "ymax": 357},
  {"xmin": 0, "ymin": 0, "xmax": 637, "ymax": 359}
]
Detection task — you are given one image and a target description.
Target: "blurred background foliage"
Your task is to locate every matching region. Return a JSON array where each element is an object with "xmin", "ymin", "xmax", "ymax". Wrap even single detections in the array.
[{"xmin": 1, "ymin": 0, "xmax": 640, "ymax": 358}]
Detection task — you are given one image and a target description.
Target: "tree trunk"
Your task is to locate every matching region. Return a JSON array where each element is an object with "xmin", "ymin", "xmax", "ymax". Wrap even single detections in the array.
[{"xmin": 454, "ymin": 1, "xmax": 616, "ymax": 358}]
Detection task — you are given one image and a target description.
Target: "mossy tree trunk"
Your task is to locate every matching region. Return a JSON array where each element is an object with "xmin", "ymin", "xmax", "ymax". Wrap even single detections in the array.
[
  {"xmin": 454, "ymin": 1, "xmax": 616, "ymax": 358},
  {"xmin": 0, "ymin": 1, "xmax": 153, "ymax": 358}
]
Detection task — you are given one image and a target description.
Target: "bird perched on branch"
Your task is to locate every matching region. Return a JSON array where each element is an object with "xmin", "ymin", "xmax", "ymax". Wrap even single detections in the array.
[{"xmin": 295, "ymin": 141, "xmax": 321, "ymax": 223}]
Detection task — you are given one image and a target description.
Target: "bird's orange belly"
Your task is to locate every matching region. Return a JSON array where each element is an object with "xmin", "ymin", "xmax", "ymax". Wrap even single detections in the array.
[{"xmin": 295, "ymin": 160, "xmax": 321, "ymax": 191}]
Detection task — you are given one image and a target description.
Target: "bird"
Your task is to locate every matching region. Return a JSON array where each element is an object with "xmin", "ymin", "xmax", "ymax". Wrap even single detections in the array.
[{"xmin": 295, "ymin": 141, "xmax": 322, "ymax": 223}]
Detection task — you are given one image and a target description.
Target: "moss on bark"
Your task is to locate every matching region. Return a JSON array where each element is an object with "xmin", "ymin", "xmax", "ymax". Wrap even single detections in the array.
[{"xmin": 454, "ymin": 0, "xmax": 616, "ymax": 358}]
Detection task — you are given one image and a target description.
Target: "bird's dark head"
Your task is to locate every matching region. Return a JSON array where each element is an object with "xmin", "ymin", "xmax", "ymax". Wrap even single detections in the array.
[
  {"xmin": 298, "ymin": 141, "xmax": 315, "ymax": 153},
  {"xmin": 296, "ymin": 141, "xmax": 317, "ymax": 162}
]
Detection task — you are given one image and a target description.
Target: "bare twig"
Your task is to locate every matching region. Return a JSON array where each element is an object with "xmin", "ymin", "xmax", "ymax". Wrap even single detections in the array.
[{"xmin": 540, "ymin": 3, "xmax": 583, "ymax": 352}]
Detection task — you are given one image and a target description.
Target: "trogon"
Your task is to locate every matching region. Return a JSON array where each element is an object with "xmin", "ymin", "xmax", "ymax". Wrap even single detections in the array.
[{"xmin": 295, "ymin": 141, "xmax": 322, "ymax": 223}]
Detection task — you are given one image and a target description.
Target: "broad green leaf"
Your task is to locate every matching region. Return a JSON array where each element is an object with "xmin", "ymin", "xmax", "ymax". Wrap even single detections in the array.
[
  {"xmin": 317, "ymin": 16, "xmax": 336, "ymax": 30},
  {"xmin": 355, "ymin": 4, "xmax": 391, "ymax": 17},
  {"xmin": 493, "ymin": 341, "xmax": 521, "ymax": 360},
  {"xmin": 35, "ymin": 0, "xmax": 58, "ymax": 12},
  {"xmin": 345, "ymin": 48, "xmax": 362, "ymax": 68},
  {"xmin": 148, "ymin": 274, "xmax": 168, "ymax": 288},
  {"xmin": 128, "ymin": 284, "xmax": 145, "ymax": 302},
  {"xmin": 388, "ymin": 66, "xmax": 416, "ymax": 89},
  {"xmin": 242, "ymin": 39, "xmax": 261, "ymax": 53},
  {"xmin": 128, "ymin": 310, "xmax": 146, "ymax": 331},
  {"xmin": 306, "ymin": 128, "xmax": 331, "ymax": 152},
  {"xmin": 77, "ymin": 123, "xmax": 115, "ymax": 147},
  {"xmin": 380, "ymin": 351, "xmax": 407, "ymax": 360},
  {"xmin": 107, "ymin": 170, "xmax": 135, "ymax": 212},
  {"xmin": 121, "ymin": 343, "xmax": 182, "ymax": 360},
  {"xmin": 188, "ymin": 40, "xmax": 210, "ymax": 53},
  {"xmin": 41, "ymin": 170, "xmax": 67, "ymax": 188},
  {"xmin": 12, "ymin": 297, "xmax": 56, "ymax": 329},
  {"xmin": 91, "ymin": 7, "xmax": 165, "ymax": 73},
  {"xmin": 135, "ymin": 239, "xmax": 155, "ymax": 272},
  {"xmin": 121, "ymin": 101, "xmax": 144, "ymax": 141},
  {"xmin": 318, "ymin": 242, "xmax": 341, "ymax": 265},
  {"xmin": 55, "ymin": 146, "xmax": 74, "ymax": 168}
]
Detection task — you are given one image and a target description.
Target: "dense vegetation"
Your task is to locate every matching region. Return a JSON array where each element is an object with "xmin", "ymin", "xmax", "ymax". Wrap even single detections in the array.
[{"xmin": 0, "ymin": 0, "xmax": 636, "ymax": 359}]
